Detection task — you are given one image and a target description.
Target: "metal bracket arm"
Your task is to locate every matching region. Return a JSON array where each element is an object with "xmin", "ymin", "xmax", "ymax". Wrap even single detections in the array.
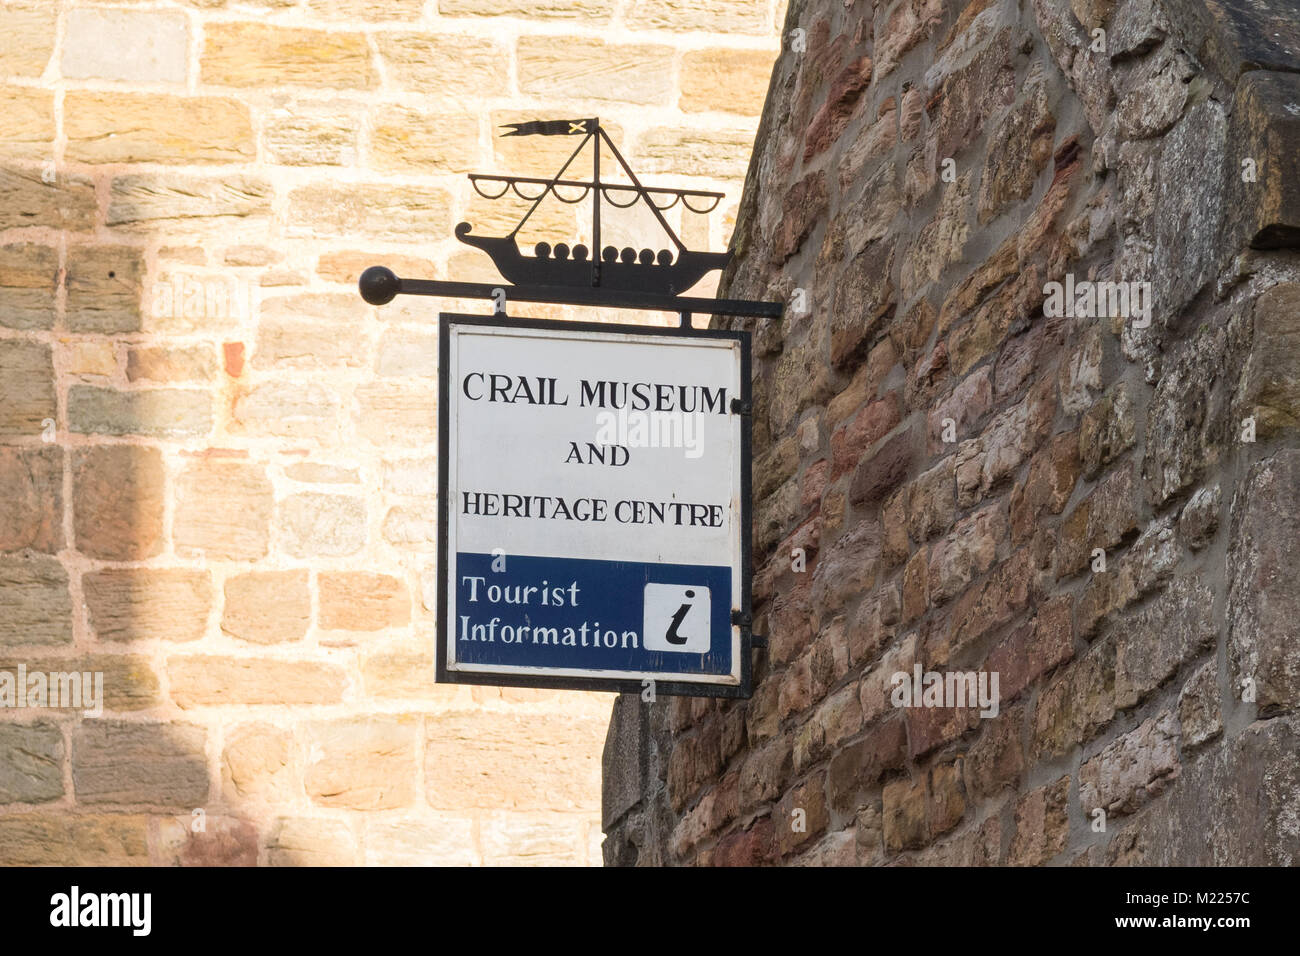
[{"xmin": 359, "ymin": 266, "xmax": 783, "ymax": 320}]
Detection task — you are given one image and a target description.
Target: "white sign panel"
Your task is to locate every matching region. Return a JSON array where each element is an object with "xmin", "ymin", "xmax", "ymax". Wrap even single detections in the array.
[{"xmin": 437, "ymin": 314, "xmax": 752, "ymax": 696}]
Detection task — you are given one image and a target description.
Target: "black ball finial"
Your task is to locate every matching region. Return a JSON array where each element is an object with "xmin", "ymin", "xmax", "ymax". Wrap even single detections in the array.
[{"xmin": 359, "ymin": 266, "xmax": 400, "ymax": 305}]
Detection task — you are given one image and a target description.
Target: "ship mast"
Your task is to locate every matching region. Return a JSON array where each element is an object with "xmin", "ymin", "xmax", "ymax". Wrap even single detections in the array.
[{"xmin": 592, "ymin": 117, "xmax": 601, "ymax": 288}]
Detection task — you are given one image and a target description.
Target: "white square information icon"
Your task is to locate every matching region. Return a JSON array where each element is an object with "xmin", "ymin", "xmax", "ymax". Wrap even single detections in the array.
[{"xmin": 642, "ymin": 583, "xmax": 711, "ymax": 653}]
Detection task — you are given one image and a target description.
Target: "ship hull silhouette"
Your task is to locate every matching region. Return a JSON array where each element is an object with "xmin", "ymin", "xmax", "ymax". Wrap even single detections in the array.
[{"xmin": 455, "ymin": 223, "xmax": 731, "ymax": 295}]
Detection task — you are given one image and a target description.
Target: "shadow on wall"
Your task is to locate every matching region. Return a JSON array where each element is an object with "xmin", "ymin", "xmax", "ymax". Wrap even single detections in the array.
[{"xmin": 0, "ymin": 157, "xmax": 610, "ymax": 866}]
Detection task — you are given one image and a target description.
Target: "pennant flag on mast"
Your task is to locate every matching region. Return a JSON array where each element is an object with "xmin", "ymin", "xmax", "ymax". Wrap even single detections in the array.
[{"xmin": 500, "ymin": 118, "xmax": 597, "ymax": 136}]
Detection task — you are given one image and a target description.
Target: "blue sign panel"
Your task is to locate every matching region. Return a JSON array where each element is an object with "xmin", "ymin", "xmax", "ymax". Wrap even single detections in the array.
[{"xmin": 454, "ymin": 552, "xmax": 733, "ymax": 676}]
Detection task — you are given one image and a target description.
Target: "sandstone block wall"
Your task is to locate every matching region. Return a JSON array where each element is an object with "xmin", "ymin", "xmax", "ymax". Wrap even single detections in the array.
[
  {"xmin": 0, "ymin": 0, "xmax": 782, "ymax": 865},
  {"xmin": 603, "ymin": 0, "xmax": 1300, "ymax": 866}
]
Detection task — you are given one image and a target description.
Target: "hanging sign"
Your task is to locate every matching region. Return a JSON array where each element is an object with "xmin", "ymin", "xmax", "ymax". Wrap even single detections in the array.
[
  {"xmin": 437, "ymin": 313, "xmax": 752, "ymax": 697},
  {"xmin": 359, "ymin": 115, "xmax": 777, "ymax": 697}
]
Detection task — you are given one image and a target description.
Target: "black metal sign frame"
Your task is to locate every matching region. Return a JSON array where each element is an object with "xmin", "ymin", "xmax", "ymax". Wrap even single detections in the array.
[{"xmin": 436, "ymin": 312, "xmax": 754, "ymax": 699}]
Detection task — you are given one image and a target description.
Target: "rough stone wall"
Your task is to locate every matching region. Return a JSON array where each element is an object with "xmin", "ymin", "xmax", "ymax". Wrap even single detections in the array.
[
  {"xmin": 603, "ymin": 0, "xmax": 1300, "ymax": 866},
  {"xmin": 0, "ymin": 0, "xmax": 782, "ymax": 865}
]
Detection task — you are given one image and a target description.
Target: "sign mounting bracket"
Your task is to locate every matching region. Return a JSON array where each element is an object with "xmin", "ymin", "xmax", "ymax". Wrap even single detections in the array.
[{"xmin": 358, "ymin": 268, "xmax": 782, "ymax": 324}]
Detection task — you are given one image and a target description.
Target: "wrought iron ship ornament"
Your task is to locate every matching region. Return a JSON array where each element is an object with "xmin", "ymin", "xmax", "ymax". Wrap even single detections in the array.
[
  {"xmin": 457, "ymin": 116, "xmax": 729, "ymax": 295},
  {"xmin": 358, "ymin": 117, "xmax": 781, "ymax": 323}
]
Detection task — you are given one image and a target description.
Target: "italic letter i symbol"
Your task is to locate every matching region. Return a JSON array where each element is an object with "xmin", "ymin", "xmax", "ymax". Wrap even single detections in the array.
[{"xmin": 666, "ymin": 590, "xmax": 694, "ymax": 645}]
